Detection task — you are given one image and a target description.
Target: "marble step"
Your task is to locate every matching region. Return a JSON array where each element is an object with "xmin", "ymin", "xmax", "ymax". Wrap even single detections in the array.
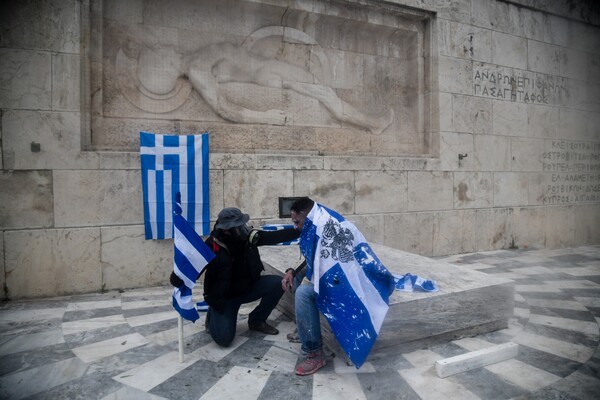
[{"xmin": 259, "ymin": 243, "xmax": 514, "ymax": 365}]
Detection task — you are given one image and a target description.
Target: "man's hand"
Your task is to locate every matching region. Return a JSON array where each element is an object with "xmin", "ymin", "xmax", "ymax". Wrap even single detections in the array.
[
  {"xmin": 281, "ymin": 269, "xmax": 295, "ymax": 293},
  {"xmin": 170, "ymin": 272, "xmax": 185, "ymax": 288}
]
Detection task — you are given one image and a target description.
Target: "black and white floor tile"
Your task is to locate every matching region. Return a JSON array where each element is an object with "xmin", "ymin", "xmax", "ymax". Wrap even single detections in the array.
[{"xmin": 1, "ymin": 245, "xmax": 599, "ymax": 399}]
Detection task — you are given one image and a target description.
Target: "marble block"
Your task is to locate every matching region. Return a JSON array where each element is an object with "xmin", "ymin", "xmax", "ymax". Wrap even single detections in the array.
[{"xmin": 259, "ymin": 243, "xmax": 514, "ymax": 363}]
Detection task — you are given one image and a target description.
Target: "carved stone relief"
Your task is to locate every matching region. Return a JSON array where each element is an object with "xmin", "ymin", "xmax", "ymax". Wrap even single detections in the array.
[{"xmin": 86, "ymin": 0, "xmax": 433, "ymax": 156}]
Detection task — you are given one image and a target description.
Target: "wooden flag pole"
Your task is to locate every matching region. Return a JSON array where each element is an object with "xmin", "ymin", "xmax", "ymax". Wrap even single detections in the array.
[{"xmin": 178, "ymin": 314, "xmax": 184, "ymax": 363}]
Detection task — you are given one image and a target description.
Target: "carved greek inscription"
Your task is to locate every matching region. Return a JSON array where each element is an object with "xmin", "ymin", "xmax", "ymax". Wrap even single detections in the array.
[
  {"xmin": 542, "ymin": 140, "xmax": 600, "ymax": 204},
  {"xmin": 473, "ymin": 65, "xmax": 569, "ymax": 105}
]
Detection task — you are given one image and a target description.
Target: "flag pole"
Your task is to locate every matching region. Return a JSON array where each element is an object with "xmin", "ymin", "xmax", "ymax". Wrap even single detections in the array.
[{"xmin": 178, "ymin": 314, "xmax": 184, "ymax": 363}]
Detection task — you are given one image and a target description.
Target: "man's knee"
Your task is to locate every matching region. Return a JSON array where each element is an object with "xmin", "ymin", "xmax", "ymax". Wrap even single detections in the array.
[{"xmin": 211, "ymin": 330, "xmax": 235, "ymax": 347}]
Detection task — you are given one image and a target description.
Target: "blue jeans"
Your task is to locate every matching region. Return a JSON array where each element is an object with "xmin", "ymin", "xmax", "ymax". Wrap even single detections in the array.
[
  {"xmin": 207, "ymin": 274, "xmax": 284, "ymax": 347},
  {"xmin": 295, "ymin": 283, "xmax": 322, "ymax": 354}
]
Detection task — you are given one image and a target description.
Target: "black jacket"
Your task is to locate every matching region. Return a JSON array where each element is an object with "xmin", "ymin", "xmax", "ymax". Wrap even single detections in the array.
[{"xmin": 202, "ymin": 228, "xmax": 300, "ymax": 312}]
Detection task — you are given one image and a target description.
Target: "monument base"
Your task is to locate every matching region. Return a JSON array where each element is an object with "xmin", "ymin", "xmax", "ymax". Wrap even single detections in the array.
[{"xmin": 260, "ymin": 243, "xmax": 514, "ymax": 365}]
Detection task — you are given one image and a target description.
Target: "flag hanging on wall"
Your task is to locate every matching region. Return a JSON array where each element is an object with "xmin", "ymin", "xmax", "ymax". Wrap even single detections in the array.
[
  {"xmin": 140, "ymin": 132, "xmax": 210, "ymax": 240},
  {"xmin": 172, "ymin": 193, "xmax": 215, "ymax": 322}
]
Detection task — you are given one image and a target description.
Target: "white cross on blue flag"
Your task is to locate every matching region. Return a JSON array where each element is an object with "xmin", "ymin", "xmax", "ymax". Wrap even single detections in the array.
[
  {"xmin": 299, "ymin": 203, "xmax": 395, "ymax": 368},
  {"xmin": 172, "ymin": 193, "xmax": 215, "ymax": 322},
  {"xmin": 140, "ymin": 132, "xmax": 210, "ymax": 240}
]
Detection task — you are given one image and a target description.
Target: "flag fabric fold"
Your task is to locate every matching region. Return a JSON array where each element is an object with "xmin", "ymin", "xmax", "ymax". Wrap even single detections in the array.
[
  {"xmin": 140, "ymin": 132, "xmax": 210, "ymax": 240},
  {"xmin": 172, "ymin": 194, "xmax": 215, "ymax": 322},
  {"xmin": 261, "ymin": 224, "xmax": 300, "ymax": 245},
  {"xmin": 299, "ymin": 203, "xmax": 395, "ymax": 368},
  {"xmin": 393, "ymin": 273, "xmax": 439, "ymax": 292}
]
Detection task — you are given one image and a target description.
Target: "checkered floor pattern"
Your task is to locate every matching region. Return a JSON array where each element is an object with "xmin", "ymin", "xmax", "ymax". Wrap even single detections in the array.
[{"xmin": 1, "ymin": 245, "xmax": 599, "ymax": 399}]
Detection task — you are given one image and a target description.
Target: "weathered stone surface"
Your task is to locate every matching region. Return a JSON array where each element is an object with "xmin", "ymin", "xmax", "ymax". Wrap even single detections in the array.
[
  {"xmin": 561, "ymin": 48, "xmax": 588, "ymax": 81},
  {"xmin": 101, "ymin": 225, "xmax": 172, "ymax": 290},
  {"xmin": 528, "ymin": 104, "xmax": 560, "ymax": 139},
  {"xmin": 324, "ymin": 156, "xmax": 382, "ymax": 171},
  {"xmin": 439, "ymin": 19, "xmax": 492, "ymax": 62},
  {"xmin": 355, "ymin": 171, "xmax": 407, "ymax": 214},
  {"xmin": 439, "ymin": 56, "xmax": 472, "ymax": 95},
  {"xmin": 293, "ymin": 170, "xmax": 354, "ymax": 214},
  {"xmin": 350, "ymin": 214, "xmax": 385, "ymax": 246},
  {"xmin": 52, "ymin": 53, "xmax": 80, "ymax": 111},
  {"xmin": 54, "ymin": 170, "xmax": 142, "ymax": 227},
  {"xmin": 2, "ymin": 110, "xmax": 99, "ymax": 170},
  {"xmin": 545, "ymin": 205, "xmax": 577, "ymax": 248},
  {"xmin": 384, "ymin": 212, "xmax": 434, "ymax": 255},
  {"xmin": 435, "ymin": 342, "xmax": 519, "ymax": 378},
  {"xmin": 575, "ymin": 204, "xmax": 600, "ymax": 245},
  {"xmin": 0, "ymin": 232, "xmax": 4, "ymax": 299},
  {"xmin": 4, "ymin": 228, "xmax": 102, "ymax": 298},
  {"xmin": 408, "ymin": 171, "xmax": 454, "ymax": 211},
  {"xmin": 210, "ymin": 170, "xmax": 224, "ymax": 221},
  {"xmin": 440, "ymin": 132, "xmax": 474, "ymax": 171},
  {"xmin": 511, "ymin": 137, "xmax": 544, "ymax": 172},
  {"xmin": 0, "ymin": 170, "xmax": 53, "ymax": 229},
  {"xmin": 453, "ymin": 172, "xmax": 493, "ymax": 209},
  {"xmin": 493, "ymin": 172, "xmax": 529, "ymax": 207},
  {"xmin": 0, "ymin": 49, "xmax": 51, "ymax": 110},
  {"xmin": 439, "ymin": 92, "xmax": 453, "ymax": 132},
  {"xmin": 99, "ymin": 152, "xmax": 140, "ymax": 170},
  {"xmin": 433, "ymin": 209, "xmax": 493, "ymax": 256},
  {"xmin": 89, "ymin": 0, "xmax": 432, "ymax": 157},
  {"xmin": 223, "ymin": 169, "xmax": 294, "ymax": 218},
  {"xmin": 0, "ymin": 0, "xmax": 80, "ymax": 53},
  {"xmin": 260, "ymin": 243, "xmax": 514, "ymax": 357},
  {"xmin": 492, "ymin": 31, "xmax": 527, "ymax": 69},
  {"xmin": 210, "ymin": 153, "xmax": 256, "ymax": 171},
  {"xmin": 493, "ymin": 100, "xmax": 528, "ymax": 137},
  {"xmin": 474, "ymin": 134, "xmax": 511, "ymax": 171},
  {"xmin": 258, "ymin": 155, "xmax": 323, "ymax": 170},
  {"xmin": 499, "ymin": 207, "xmax": 547, "ymax": 249},
  {"xmin": 453, "ymin": 94, "xmax": 492, "ymax": 134},
  {"xmin": 528, "ymin": 40, "xmax": 561, "ymax": 76}
]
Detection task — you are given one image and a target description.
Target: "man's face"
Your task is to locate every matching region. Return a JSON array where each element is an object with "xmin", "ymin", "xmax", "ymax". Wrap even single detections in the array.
[{"xmin": 290, "ymin": 210, "xmax": 306, "ymax": 230}]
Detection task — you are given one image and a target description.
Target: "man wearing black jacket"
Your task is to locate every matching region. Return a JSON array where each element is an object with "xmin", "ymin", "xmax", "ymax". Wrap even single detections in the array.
[{"xmin": 171, "ymin": 207, "xmax": 300, "ymax": 347}]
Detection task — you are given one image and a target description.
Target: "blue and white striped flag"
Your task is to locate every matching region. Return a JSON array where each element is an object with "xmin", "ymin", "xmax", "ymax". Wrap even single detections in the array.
[
  {"xmin": 299, "ymin": 203, "xmax": 395, "ymax": 368},
  {"xmin": 261, "ymin": 224, "xmax": 300, "ymax": 245},
  {"xmin": 140, "ymin": 132, "xmax": 210, "ymax": 240},
  {"xmin": 172, "ymin": 193, "xmax": 215, "ymax": 322},
  {"xmin": 394, "ymin": 273, "xmax": 438, "ymax": 292}
]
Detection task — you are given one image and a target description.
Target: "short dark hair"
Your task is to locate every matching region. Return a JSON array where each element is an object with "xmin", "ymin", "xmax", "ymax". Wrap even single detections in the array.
[{"xmin": 290, "ymin": 197, "xmax": 314, "ymax": 214}]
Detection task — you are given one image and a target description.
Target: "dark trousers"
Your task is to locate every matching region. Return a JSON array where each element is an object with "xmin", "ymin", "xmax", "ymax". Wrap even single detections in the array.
[{"xmin": 207, "ymin": 274, "xmax": 284, "ymax": 347}]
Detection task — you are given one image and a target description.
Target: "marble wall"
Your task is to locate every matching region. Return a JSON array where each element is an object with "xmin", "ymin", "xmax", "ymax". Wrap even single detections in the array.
[{"xmin": 0, "ymin": 0, "xmax": 599, "ymax": 299}]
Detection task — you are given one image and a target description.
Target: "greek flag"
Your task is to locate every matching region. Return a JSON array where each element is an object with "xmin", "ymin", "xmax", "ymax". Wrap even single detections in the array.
[
  {"xmin": 394, "ymin": 273, "xmax": 438, "ymax": 292},
  {"xmin": 261, "ymin": 224, "xmax": 300, "ymax": 245},
  {"xmin": 299, "ymin": 203, "xmax": 395, "ymax": 368},
  {"xmin": 172, "ymin": 194, "xmax": 215, "ymax": 322},
  {"xmin": 140, "ymin": 132, "xmax": 210, "ymax": 240}
]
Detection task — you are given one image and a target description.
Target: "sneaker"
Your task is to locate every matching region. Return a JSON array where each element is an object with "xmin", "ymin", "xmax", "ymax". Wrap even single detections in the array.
[
  {"xmin": 248, "ymin": 321, "xmax": 279, "ymax": 335},
  {"xmin": 295, "ymin": 350, "xmax": 327, "ymax": 376}
]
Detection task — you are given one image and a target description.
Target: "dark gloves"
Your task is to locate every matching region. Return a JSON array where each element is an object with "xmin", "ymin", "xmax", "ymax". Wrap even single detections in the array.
[{"xmin": 170, "ymin": 271, "xmax": 185, "ymax": 288}]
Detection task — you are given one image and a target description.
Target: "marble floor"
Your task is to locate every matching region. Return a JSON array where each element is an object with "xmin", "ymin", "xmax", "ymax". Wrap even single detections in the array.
[{"xmin": 1, "ymin": 245, "xmax": 599, "ymax": 400}]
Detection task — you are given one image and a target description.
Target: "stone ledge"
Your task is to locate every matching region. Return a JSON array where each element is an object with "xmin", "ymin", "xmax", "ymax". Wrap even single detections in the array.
[{"xmin": 260, "ymin": 243, "xmax": 514, "ymax": 364}]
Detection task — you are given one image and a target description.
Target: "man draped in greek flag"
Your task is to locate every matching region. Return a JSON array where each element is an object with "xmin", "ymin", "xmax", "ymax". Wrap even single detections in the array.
[{"xmin": 281, "ymin": 198, "xmax": 395, "ymax": 375}]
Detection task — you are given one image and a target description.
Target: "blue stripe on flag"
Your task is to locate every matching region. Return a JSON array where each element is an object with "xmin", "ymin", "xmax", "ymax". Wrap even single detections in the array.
[
  {"xmin": 140, "ymin": 132, "xmax": 210, "ymax": 239},
  {"xmin": 354, "ymin": 242, "xmax": 395, "ymax": 302},
  {"xmin": 172, "ymin": 195, "xmax": 215, "ymax": 322},
  {"xmin": 261, "ymin": 224, "xmax": 299, "ymax": 245},
  {"xmin": 317, "ymin": 263, "xmax": 377, "ymax": 368},
  {"xmin": 172, "ymin": 286, "xmax": 200, "ymax": 322}
]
